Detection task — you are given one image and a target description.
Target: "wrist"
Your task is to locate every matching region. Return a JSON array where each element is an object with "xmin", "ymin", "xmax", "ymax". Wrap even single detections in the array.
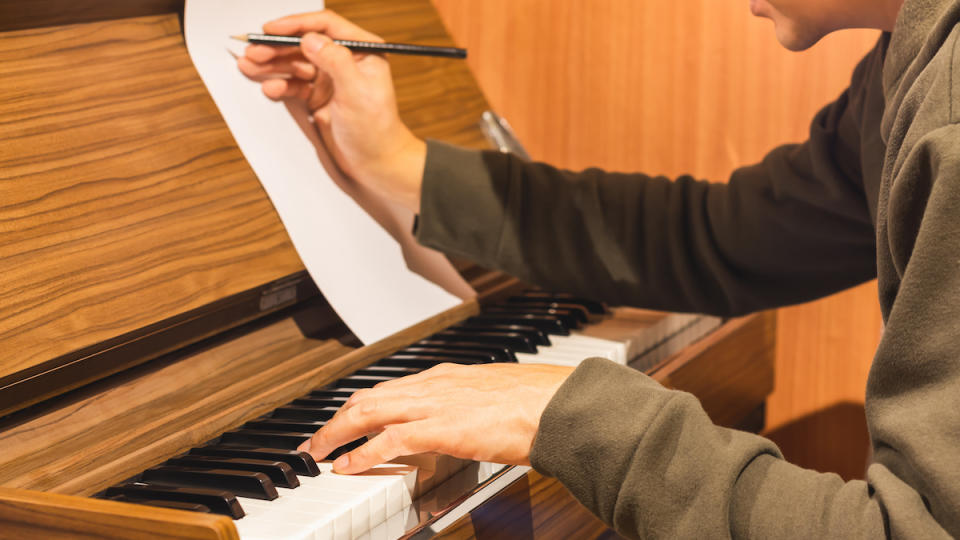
[{"xmin": 367, "ymin": 132, "xmax": 426, "ymax": 214}]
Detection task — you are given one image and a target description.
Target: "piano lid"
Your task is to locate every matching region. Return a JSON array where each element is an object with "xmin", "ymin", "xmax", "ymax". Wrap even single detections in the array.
[{"xmin": 0, "ymin": 0, "xmax": 491, "ymax": 417}]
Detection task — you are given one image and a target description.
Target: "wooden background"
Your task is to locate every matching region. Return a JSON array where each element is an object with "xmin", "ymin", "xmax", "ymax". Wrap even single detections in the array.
[{"xmin": 430, "ymin": 0, "xmax": 882, "ymax": 479}]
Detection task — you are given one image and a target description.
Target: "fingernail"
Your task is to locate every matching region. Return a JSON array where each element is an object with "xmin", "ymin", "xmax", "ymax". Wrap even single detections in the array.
[
  {"xmin": 333, "ymin": 454, "xmax": 350, "ymax": 472},
  {"xmin": 297, "ymin": 439, "xmax": 311, "ymax": 452},
  {"xmin": 302, "ymin": 33, "xmax": 326, "ymax": 53}
]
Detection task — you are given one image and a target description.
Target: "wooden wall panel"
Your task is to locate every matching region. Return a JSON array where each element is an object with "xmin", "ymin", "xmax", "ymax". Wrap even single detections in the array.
[{"xmin": 431, "ymin": 0, "xmax": 882, "ymax": 478}]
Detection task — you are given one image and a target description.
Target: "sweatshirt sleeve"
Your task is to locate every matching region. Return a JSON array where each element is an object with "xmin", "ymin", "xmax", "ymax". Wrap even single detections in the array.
[
  {"xmin": 525, "ymin": 121, "xmax": 960, "ymax": 538},
  {"xmin": 529, "ymin": 358, "xmax": 954, "ymax": 539},
  {"xmin": 414, "ymin": 70, "xmax": 878, "ymax": 317}
]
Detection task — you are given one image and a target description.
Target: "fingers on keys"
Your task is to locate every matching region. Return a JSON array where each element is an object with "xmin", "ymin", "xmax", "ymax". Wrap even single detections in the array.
[
  {"xmin": 333, "ymin": 420, "xmax": 446, "ymax": 474},
  {"xmin": 299, "ymin": 365, "xmax": 463, "ymax": 470}
]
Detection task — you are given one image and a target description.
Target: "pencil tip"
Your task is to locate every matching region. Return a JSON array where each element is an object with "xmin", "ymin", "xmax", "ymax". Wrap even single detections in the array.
[{"xmin": 230, "ymin": 34, "xmax": 249, "ymax": 42}]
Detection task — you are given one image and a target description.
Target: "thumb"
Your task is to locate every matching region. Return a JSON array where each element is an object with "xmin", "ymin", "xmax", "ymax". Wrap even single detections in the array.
[{"xmin": 300, "ymin": 33, "xmax": 361, "ymax": 97}]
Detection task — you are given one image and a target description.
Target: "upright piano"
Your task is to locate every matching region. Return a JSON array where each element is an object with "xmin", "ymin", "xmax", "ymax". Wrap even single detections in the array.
[{"xmin": 0, "ymin": 0, "xmax": 776, "ymax": 538}]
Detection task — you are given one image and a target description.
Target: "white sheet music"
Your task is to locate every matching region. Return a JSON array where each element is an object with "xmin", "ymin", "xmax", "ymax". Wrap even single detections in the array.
[{"xmin": 183, "ymin": 0, "xmax": 475, "ymax": 344}]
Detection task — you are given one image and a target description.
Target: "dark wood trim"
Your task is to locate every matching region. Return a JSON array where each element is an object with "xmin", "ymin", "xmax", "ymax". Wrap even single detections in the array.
[{"xmin": 0, "ymin": 0, "xmax": 184, "ymax": 32}]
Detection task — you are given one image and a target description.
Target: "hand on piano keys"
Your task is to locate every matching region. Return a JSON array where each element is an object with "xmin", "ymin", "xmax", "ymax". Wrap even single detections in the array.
[
  {"xmin": 101, "ymin": 292, "xmax": 639, "ymax": 539},
  {"xmin": 299, "ymin": 362, "xmax": 574, "ymax": 474}
]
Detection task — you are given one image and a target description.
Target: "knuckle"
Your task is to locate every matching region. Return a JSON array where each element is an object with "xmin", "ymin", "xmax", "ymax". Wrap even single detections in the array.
[
  {"xmin": 349, "ymin": 388, "xmax": 372, "ymax": 404},
  {"xmin": 357, "ymin": 396, "xmax": 379, "ymax": 416},
  {"xmin": 380, "ymin": 426, "xmax": 409, "ymax": 454},
  {"xmin": 329, "ymin": 45, "xmax": 353, "ymax": 65},
  {"xmin": 432, "ymin": 362, "xmax": 457, "ymax": 374},
  {"xmin": 314, "ymin": 428, "xmax": 332, "ymax": 447}
]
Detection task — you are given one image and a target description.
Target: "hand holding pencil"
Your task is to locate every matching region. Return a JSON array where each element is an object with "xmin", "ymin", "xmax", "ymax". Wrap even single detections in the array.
[
  {"xmin": 237, "ymin": 10, "xmax": 428, "ymax": 213},
  {"xmin": 233, "ymin": 33, "xmax": 467, "ymax": 59}
]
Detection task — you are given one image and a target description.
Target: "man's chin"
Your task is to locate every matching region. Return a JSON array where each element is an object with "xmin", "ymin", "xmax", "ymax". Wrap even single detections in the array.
[{"xmin": 774, "ymin": 24, "xmax": 824, "ymax": 51}]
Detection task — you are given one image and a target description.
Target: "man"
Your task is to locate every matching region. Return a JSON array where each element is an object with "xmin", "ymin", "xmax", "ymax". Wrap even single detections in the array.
[{"xmin": 237, "ymin": 0, "xmax": 959, "ymax": 536}]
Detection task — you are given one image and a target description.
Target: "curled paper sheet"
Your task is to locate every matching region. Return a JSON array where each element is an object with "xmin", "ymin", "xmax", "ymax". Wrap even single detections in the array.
[{"xmin": 184, "ymin": 0, "xmax": 475, "ymax": 344}]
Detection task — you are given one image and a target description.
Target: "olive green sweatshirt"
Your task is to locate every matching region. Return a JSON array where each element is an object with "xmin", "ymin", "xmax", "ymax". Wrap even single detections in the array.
[{"xmin": 414, "ymin": 0, "xmax": 960, "ymax": 536}]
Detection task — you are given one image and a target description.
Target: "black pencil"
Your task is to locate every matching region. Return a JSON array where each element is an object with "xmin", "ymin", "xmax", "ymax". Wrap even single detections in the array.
[{"xmin": 231, "ymin": 33, "xmax": 467, "ymax": 59}]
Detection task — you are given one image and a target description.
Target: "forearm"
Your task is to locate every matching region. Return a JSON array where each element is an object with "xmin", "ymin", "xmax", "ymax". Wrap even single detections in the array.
[
  {"xmin": 531, "ymin": 359, "xmax": 949, "ymax": 539},
  {"xmin": 415, "ymin": 140, "xmax": 876, "ymax": 316}
]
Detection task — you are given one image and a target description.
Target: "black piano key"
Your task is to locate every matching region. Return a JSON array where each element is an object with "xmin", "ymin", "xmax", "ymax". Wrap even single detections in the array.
[
  {"xmin": 270, "ymin": 406, "xmax": 339, "ymax": 421},
  {"xmin": 166, "ymin": 456, "xmax": 300, "ymax": 488},
  {"xmin": 334, "ymin": 375, "xmax": 394, "ymax": 389},
  {"xmin": 353, "ymin": 366, "xmax": 423, "ymax": 378},
  {"xmin": 485, "ymin": 305, "xmax": 585, "ymax": 327},
  {"xmin": 377, "ymin": 355, "xmax": 489, "ymax": 369},
  {"xmin": 246, "ymin": 419, "xmax": 327, "ymax": 433},
  {"xmin": 327, "ymin": 438, "xmax": 366, "ymax": 460},
  {"xmin": 219, "ymin": 430, "xmax": 312, "ymax": 450},
  {"xmin": 413, "ymin": 341, "xmax": 517, "ymax": 363},
  {"xmin": 483, "ymin": 306, "xmax": 582, "ymax": 329},
  {"xmin": 291, "ymin": 397, "xmax": 348, "ymax": 408},
  {"xmin": 430, "ymin": 330, "xmax": 537, "ymax": 353},
  {"xmin": 315, "ymin": 387, "xmax": 374, "ymax": 397},
  {"xmin": 141, "ymin": 466, "xmax": 278, "ymax": 500},
  {"xmin": 105, "ymin": 484, "xmax": 244, "ymax": 519},
  {"xmin": 447, "ymin": 324, "xmax": 550, "ymax": 346},
  {"xmin": 109, "ymin": 495, "xmax": 212, "ymax": 513},
  {"xmin": 463, "ymin": 314, "xmax": 569, "ymax": 335},
  {"xmin": 393, "ymin": 349, "xmax": 497, "ymax": 363},
  {"xmin": 309, "ymin": 390, "xmax": 356, "ymax": 399},
  {"xmin": 508, "ymin": 293, "xmax": 607, "ymax": 314},
  {"xmin": 487, "ymin": 301, "xmax": 591, "ymax": 323},
  {"xmin": 189, "ymin": 446, "xmax": 320, "ymax": 477}
]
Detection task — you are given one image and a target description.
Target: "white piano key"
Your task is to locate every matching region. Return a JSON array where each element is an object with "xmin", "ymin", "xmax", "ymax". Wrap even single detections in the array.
[
  {"xmin": 274, "ymin": 483, "xmax": 372, "ymax": 538},
  {"xmin": 236, "ymin": 496, "xmax": 339, "ymax": 540},
  {"xmin": 555, "ymin": 333, "xmax": 628, "ymax": 363},
  {"xmin": 515, "ymin": 350, "xmax": 591, "ymax": 366},
  {"xmin": 233, "ymin": 512, "xmax": 317, "ymax": 540},
  {"xmin": 313, "ymin": 462, "xmax": 417, "ymax": 522}
]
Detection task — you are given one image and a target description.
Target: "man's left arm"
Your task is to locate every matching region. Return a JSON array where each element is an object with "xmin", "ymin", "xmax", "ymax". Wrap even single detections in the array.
[{"xmin": 528, "ymin": 124, "xmax": 960, "ymax": 538}]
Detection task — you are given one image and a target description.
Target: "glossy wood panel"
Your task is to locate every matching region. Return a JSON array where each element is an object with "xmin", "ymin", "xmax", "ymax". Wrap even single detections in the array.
[
  {"xmin": 433, "ymin": 471, "xmax": 610, "ymax": 540},
  {"xmin": 432, "ymin": 0, "xmax": 882, "ymax": 478},
  {"xmin": 0, "ymin": 487, "xmax": 237, "ymax": 540}
]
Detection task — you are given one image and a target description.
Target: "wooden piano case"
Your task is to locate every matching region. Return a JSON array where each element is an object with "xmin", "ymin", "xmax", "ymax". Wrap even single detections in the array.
[{"xmin": 0, "ymin": 0, "xmax": 775, "ymax": 537}]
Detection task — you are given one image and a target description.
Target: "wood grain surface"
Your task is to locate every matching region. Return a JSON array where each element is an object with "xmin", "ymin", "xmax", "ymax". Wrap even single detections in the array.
[
  {"xmin": 0, "ymin": 487, "xmax": 237, "ymax": 540},
  {"xmin": 432, "ymin": 0, "xmax": 882, "ymax": 479},
  {"xmin": 0, "ymin": 14, "xmax": 303, "ymax": 385},
  {"xmin": 0, "ymin": 0, "xmax": 491, "ymax": 415}
]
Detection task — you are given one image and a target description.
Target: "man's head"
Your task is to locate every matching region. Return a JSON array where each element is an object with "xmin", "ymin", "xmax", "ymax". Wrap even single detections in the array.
[{"xmin": 750, "ymin": 0, "xmax": 904, "ymax": 51}]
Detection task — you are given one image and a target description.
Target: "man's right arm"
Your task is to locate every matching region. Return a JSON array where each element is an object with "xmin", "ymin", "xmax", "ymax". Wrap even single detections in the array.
[
  {"xmin": 415, "ymin": 101, "xmax": 877, "ymax": 316},
  {"xmin": 241, "ymin": 12, "xmax": 880, "ymax": 318},
  {"xmin": 413, "ymin": 44, "xmax": 885, "ymax": 317}
]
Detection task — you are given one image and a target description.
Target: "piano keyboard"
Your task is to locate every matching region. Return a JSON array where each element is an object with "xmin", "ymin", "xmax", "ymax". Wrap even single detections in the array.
[{"xmin": 97, "ymin": 292, "xmax": 708, "ymax": 540}]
